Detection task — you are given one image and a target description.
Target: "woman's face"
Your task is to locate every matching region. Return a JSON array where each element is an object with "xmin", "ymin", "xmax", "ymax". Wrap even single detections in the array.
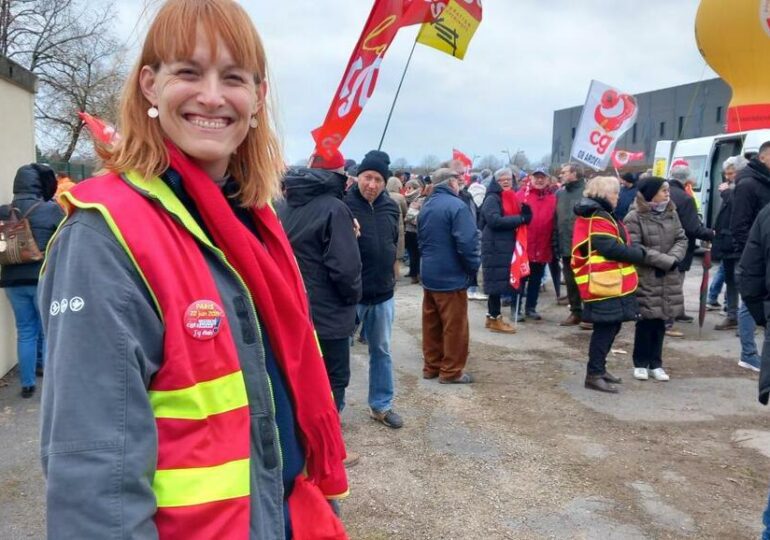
[
  {"xmin": 651, "ymin": 182, "xmax": 670, "ymax": 203},
  {"xmin": 498, "ymin": 175, "xmax": 513, "ymax": 191},
  {"xmin": 532, "ymin": 173, "xmax": 548, "ymax": 190},
  {"xmin": 606, "ymin": 190, "xmax": 619, "ymax": 209},
  {"xmin": 139, "ymin": 28, "xmax": 263, "ymax": 179}
]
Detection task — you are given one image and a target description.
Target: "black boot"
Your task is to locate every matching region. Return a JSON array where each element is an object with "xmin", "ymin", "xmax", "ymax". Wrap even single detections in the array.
[{"xmin": 584, "ymin": 375, "xmax": 618, "ymax": 393}]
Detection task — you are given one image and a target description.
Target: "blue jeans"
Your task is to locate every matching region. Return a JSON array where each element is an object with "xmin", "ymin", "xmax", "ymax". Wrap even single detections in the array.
[
  {"xmin": 760, "ymin": 486, "xmax": 770, "ymax": 540},
  {"xmin": 738, "ymin": 302, "xmax": 760, "ymax": 368},
  {"xmin": 357, "ymin": 298, "xmax": 395, "ymax": 413},
  {"xmin": 708, "ymin": 262, "xmax": 725, "ymax": 304},
  {"xmin": 5, "ymin": 285, "xmax": 43, "ymax": 388}
]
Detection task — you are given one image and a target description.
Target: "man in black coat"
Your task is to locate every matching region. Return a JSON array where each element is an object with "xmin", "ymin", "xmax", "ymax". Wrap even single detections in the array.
[
  {"xmin": 736, "ymin": 202, "xmax": 770, "ymax": 535},
  {"xmin": 345, "ymin": 150, "xmax": 404, "ymax": 429},
  {"xmin": 278, "ymin": 154, "xmax": 362, "ymax": 413},
  {"xmin": 731, "ymin": 141, "xmax": 770, "ymax": 371},
  {"xmin": 667, "ymin": 165, "xmax": 714, "ymax": 329}
]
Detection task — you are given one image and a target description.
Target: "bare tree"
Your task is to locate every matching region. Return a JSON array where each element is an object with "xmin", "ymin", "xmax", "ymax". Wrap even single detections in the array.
[
  {"xmin": 476, "ymin": 154, "xmax": 502, "ymax": 171},
  {"xmin": 1, "ymin": 0, "xmax": 123, "ymax": 160},
  {"xmin": 419, "ymin": 154, "xmax": 440, "ymax": 172},
  {"xmin": 392, "ymin": 157, "xmax": 410, "ymax": 171}
]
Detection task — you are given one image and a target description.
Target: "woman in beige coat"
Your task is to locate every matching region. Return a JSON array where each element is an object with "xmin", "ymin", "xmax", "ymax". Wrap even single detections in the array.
[{"xmin": 624, "ymin": 177, "xmax": 688, "ymax": 381}]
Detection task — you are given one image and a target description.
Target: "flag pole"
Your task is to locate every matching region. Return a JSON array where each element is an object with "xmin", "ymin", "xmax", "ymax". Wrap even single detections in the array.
[{"xmin": 378, "ymin": 38, "xmax": 419, "ymax": 151}]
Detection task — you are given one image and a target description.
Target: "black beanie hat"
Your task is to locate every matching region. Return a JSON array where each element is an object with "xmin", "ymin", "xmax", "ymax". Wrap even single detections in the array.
[
  {"xmin": 357, "ymin": 151, "xmax": 390, "ymax": 181},
  {"xmin": 637, "ymin": 176, "xmax": 666, "ymax": 202},
  {"xmin": 621, "ymin": 172, "xmax": 637, "ymax": 184}
]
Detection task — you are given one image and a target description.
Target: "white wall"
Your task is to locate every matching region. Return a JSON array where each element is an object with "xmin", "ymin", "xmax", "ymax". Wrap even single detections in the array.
[{"xmin": 0, "ymin": 76, "xmax": 37, "ymax": 378}]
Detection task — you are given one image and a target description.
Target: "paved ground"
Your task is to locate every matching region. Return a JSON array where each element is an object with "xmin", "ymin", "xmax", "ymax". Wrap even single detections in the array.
[{"xmin": 1, "ymin": 262, "xmax": 769, "ymax": 539}]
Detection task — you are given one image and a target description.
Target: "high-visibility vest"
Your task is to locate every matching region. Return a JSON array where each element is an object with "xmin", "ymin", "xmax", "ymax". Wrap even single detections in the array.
[
  {"xmin": 571, "ymin": 213, "xmax": 638, "ymax": 302},
  {"xmin": 59, "ymin": 172, "xmax": 259, "ymax": 539}
]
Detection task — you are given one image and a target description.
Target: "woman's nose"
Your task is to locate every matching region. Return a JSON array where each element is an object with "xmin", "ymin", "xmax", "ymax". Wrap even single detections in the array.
[{"xmin": 196, "ymin": 72, "xmax": 226, "ymax": 108}]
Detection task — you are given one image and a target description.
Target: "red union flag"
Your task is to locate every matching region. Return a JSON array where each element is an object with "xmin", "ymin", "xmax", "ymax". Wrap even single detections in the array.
[
  {"xmin": 611, "ymin": 150, "xmax": 645, "ymax": 169},
  {"xmin": 78, "ymin": 111, "xmax": 118, "ymax": 145},
  {"xmin": 452, "ymin": 148, "xmax": 472, "ymax": 182},
  {"xmin": 509, "ymin": 226, "xmax": 530, "ymax": 290},
  {"xmin": 312, "ymin": 1, "xmax": 434, "ymax": 158}
]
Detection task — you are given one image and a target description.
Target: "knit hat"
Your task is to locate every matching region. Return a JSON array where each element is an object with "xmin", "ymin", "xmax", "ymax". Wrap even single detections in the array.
[
  {"xmin": 637, "ymin": 176, "xmax": 666, "ymax": 201},
  {"xmin": 621, "ymin": 172, "xmax": 637, "ymax": 185},
  {"xmin": 357, "ymin": 151, "xmax": 390, "ymax": 181},
  {"xmin": 309, "ymin": 148, "xmax": 345, "ymax": 171}
]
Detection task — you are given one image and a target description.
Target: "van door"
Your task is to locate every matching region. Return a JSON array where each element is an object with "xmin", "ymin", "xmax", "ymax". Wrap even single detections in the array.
[
  {"xmin": 706, "ymin": 137, "xmax": 744, "ymax": 227},
  {"xmin": 653, "ymin": 141, "xmax": 673, "ymax": 177}
]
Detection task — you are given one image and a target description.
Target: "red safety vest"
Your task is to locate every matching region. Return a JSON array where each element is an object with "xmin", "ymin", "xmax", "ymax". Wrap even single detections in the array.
[
  {"xmin": 58, "ymin": 172, "xmax": 344, "ymax": 539},
  {"xmin": 571, "ymin": 214, "xmax": 638, "ymax": 302}
]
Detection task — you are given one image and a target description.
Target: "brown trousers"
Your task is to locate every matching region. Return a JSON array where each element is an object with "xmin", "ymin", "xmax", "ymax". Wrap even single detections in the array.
[{"xmin": 422, "ymin": 289, "xmax": 470, "ymax": 381}]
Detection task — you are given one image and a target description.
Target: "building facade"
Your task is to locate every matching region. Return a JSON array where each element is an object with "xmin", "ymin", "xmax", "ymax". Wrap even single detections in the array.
[
  {"xmin": 0, "ymin": 56, "xmax": 37, "ymax": 378},
  {"xmin": 551, "ymin": 78, "xmax": 731, "ymax": 168}
]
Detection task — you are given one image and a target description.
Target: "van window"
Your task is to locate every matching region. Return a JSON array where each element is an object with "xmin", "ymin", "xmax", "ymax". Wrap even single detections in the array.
[{"xmin": 671, "ymin": 155, "xmax": 707, "ymax": 190}]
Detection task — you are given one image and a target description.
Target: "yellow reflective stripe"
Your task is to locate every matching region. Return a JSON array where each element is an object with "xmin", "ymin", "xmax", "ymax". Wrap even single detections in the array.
[
  {"xmin": 149, "ymin": 371, "xmax": 248, "ymax": 420},
  {"xmin": 56, "ymin": 192, "xmax": 164, "ymax": 321},
  {"xmin": 154, "ymin": 458, "xmax": 250, "ymax": 508},
  {"xmin": 620, "ymin": 266, "xmax": 636, "ymax": 276},
  {"xmin": 575, "ymin": 274, "xmax": 589, "ymax": 284},
  {"xmin": 588, "ymin": 255, "xmax": 608, "ymax": 264}
]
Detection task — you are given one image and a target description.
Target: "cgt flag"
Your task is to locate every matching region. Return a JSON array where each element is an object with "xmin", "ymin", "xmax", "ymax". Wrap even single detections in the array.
[
  {"xmin": 570, "ymin": 80, "xmax": 638, "ymax": 171},
  {"xmin": 416, "ymin": 0, "xmax": 483, "ymax": 60},
  {"xmin": 312, "ymin": 0, "xmax": 434, "ymax": 159},
  {"xmin": 509, "ymin": 226, "xmax": 530, "ymax": 290},
  {"xmin": 611, "ymin": 150, "xmax": 645, "ymax": 169},
  {"xmin": 452, "ymin": 148, "xmax": 472, "ymax": 183}
]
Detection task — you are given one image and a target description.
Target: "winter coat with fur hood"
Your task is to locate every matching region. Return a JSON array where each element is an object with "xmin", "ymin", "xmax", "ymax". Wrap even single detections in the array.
[{"xmin": 624, "ymin": 194, "xmax": 688, "ymax": 320}]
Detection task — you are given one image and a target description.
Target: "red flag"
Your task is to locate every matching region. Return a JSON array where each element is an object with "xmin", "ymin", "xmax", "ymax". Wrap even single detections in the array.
[
  {"xmin": 509, "ymin": 226, "xmax": 530, "ymax": 290},
  {"xmin": 452, "ymin": 148, "xmax": 472, "ymax": 183},
  {"xmin": 78, "ymin": 111, "xmax": 118, "ymax": 145},
  {"xmin": 610, "ymin": 149, "xmax": 645, "ymax": 169},
  {"xmin": 311, "ymin": 1, "xmax": 434, "ymax": 158}
]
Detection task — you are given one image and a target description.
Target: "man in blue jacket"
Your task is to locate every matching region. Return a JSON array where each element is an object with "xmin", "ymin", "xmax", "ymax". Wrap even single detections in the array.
[{"xmin": 418, "ymin": 168, "xmax": 481, "ymax": 384}]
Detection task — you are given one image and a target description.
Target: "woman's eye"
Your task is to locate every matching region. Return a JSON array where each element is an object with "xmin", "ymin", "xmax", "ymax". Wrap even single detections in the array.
[
  {"xmin": 226, "ymin": 73, "xmax": 247, "ymax": 83},
  {"xmin": 176, "ymin": 68, "xmax": 197, "ymax": 77}
]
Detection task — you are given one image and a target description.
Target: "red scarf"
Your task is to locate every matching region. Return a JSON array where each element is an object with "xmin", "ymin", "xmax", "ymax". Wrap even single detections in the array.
[
  {"xmin": 501, "ymin": 188, "xmax": 520, "ymax": 217},
  {"xmin": 166, "ymin": 144, "xmax": 347, "ymax": 538}
]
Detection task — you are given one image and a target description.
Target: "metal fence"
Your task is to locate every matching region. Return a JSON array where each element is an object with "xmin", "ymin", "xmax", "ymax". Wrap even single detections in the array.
[{"xmin": 37, "ymin": 160, "xmax": 95, "ymax": 181}]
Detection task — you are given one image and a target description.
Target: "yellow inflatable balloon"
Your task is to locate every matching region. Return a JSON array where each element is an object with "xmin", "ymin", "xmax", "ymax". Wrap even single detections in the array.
[{"xmin": 696, "ymin": 0, "xmax": 770, "ymax": 132}]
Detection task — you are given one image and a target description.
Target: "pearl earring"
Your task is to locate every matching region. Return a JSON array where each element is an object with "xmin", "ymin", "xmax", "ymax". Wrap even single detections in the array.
[
  {"xmin": 249, "ymin": 115, "xmax": 258, "ymax": 129},
  {"xmin": 147, "ymin": 106, "xmax": 159, "ymax": 119}
]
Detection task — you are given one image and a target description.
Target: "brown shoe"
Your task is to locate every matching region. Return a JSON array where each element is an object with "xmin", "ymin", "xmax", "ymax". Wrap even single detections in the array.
[
  {"xmin": 560, "ymin": 313, "xmax": 581, "ymax": 326},
  {"xmin": 715, "ymin": 318, "xmax": 738, "ymax": 331},
  {"xmin": 423, "ymin": 370, "xmax": 439, "ymax": 380},
  {"xmin": 665, "ymin": 328, "xmax": 684, "ymax": 338},
  {"xmin": 584, "ymin": 374, "xmax": 618, "ymax": 393},
  {"xmin": 602, "ymin": 371, "xmax": 622, "ymax": 384},
  {"xmin": 487, "ymin": 315, "xmax": 516, "ymax": 334},
  {"xmin": 343, "ymin": 451, "xmax": 360, "ymax": 468},
  {"xmin": 557, "ymin": 296, "xmax": 570, "ymax": 306},
  {"xmin": 579, "ymin": 321, "xmax": 593, "ymax": 330}
]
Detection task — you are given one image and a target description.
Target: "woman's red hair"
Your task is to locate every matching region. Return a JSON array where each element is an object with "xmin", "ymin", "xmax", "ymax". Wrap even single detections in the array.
[{"xmin": 100, "ymin": 0, "xmax": 284, "ymax": 206}]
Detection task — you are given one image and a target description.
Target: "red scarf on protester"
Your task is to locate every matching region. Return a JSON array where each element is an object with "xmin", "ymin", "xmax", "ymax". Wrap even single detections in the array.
[
  {"xmin": 166, "ymin": 143, "xmax": 348, "ymax": 539},
  {"xmin": 501, "ymin": 188, "xmax": 520, "ymax": 217}
]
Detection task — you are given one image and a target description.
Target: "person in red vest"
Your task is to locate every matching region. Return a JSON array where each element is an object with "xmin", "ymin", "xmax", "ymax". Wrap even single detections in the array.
[
  {"xmin": 38, "ymin": 1, "xmax": 348, "ymax": 539},
  {"xmin": 572, "ymin": 176, "xmax": 646, "ymax": 393},
  {"xmin": 515, "ymin": 167, "xmax": 556, "ymax": 320}
]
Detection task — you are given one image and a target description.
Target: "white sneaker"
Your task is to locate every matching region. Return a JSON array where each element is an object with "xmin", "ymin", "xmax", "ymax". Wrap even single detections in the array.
[
  {"xmin": 633, "ymin": 368, "xmax": 649, "ymax": 380},
  {"xmin": 738, "ymin": 360, "xmax": 761, "ymax": 373},
  {"xmin": 650, "ymin": 368, "xmax": 670, "ymax": 381},
  {"xmin": 468, "ymin": 291, "xmax": 488, "ymax": 301}
]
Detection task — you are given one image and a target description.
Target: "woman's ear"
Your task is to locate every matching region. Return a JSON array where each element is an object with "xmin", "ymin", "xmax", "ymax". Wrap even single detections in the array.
[
  {"xmin": 254, "ymin": 81, "xmax": 267, "ymax": 115},
  {"xmin": 139, "ymin": 65, "xmax": 159, "ymax": 106}
]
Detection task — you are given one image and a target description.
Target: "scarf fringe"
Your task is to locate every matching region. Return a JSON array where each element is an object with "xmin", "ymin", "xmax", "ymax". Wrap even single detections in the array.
[{"xmin": 303, "ymin": 408, "xmax": 347, "ymax": 489}]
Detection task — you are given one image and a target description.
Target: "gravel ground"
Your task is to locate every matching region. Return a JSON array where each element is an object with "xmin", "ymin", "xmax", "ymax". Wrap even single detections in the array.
[{"xmin": 1, "ymin": 262, "xmax": 768, "ymax": 539}]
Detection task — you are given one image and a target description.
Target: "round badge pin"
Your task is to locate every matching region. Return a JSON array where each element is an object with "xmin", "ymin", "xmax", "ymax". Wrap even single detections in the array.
[{"xmin": 184, "ymin": 300, "xmax": 225, "ymax": 340}]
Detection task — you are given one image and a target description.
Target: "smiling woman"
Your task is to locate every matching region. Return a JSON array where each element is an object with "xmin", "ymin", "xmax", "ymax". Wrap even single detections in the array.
[{"xmin": 38, "ymin": 1, "xmax": 349, "ymax": 539}]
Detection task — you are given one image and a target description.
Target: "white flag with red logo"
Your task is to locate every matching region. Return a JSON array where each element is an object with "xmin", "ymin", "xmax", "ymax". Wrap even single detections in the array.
[
  {"xmin": 570, "ymin": 80, "xmax": 638, "ymax": 171},
  {"xmin": 509, "ymin": 226, "xmax": 530, "ymax": 290}
]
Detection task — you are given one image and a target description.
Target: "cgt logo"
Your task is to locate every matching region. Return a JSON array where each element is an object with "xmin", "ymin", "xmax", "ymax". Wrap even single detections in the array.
[
  {"xmin": 590, "ymin": 90, "xmax": 638, "ymax": 155},
  {"xmin": 50, "ymin": 297, "xmax": 85, "ymax": 316},
  {"xmin": 762, "ymin": 0, "xmax": 770, "ymax": 38}
]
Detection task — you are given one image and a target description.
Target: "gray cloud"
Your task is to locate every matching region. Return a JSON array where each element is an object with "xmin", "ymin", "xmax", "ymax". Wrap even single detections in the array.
[{"xmin": 115, "ymin": 0, "xmax": 716, "ymax": 167}]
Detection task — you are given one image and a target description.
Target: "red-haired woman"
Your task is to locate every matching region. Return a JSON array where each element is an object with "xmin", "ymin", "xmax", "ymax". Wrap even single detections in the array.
[{"xmin": 39, "ymin": 1, "xmax": 348, "ymax": 538}]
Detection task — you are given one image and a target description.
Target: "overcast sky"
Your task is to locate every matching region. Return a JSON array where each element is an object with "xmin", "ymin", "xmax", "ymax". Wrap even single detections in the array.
[{"xmin": 114, "ymin": 0, "xmax": 717, "ymax": 167}]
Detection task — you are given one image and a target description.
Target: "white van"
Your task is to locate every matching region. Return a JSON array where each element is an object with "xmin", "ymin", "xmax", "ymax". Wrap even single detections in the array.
[{"xmin": 653, "ymin": 129, "xmax": 770, "ymax": 227}]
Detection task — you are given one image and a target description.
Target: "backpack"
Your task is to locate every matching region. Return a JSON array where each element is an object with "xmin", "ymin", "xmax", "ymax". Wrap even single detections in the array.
[{"xmin": 0, "ymin": 202, "xmax": 44, "ymax": 265}]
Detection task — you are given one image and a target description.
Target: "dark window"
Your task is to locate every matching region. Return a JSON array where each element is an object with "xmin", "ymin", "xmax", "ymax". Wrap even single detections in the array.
[
  {"xmin": 571, "ymin": 127, "xmax": 576, "ymax": 140},
  {"xmin": 632, "ymin": 124, "xmax": 638, "ymax": 144},
  {"xmin": 659, "ymin": 122, "xmax": 665, "ymax": 137},
  {"xmin": 716, "ymin": 106, "xmax": 723, "ymax": 123},
  {"xmin": 678, "ymin": 116, "xmax": 685, "ymax": 137}
]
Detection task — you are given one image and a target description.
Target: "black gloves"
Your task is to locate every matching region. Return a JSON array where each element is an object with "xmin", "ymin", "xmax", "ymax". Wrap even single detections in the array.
[
  {"xmin": 669, "ymin": 261, "xmax": 679, "ymax": 271},
  {"xmin": 520, "ymin": 203, "xmax": 533, "ymax": 225},
  {"xmin": 655, "ymin": 268, "xmax": 666, "ymax": 278}
]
